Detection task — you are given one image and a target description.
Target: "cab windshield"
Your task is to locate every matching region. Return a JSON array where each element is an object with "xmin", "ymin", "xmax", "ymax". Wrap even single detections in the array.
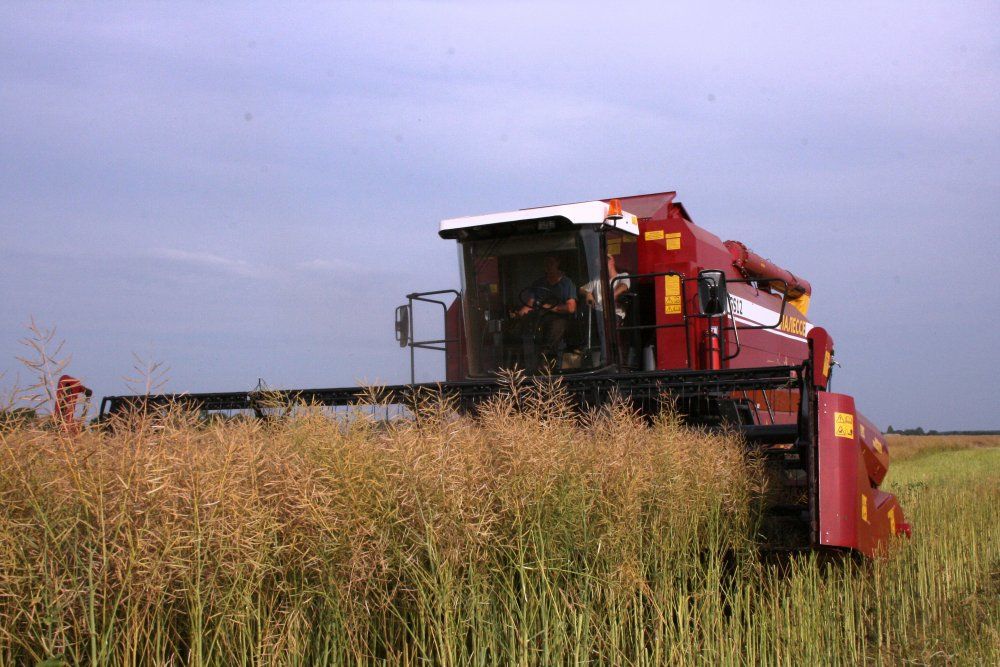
[{"xmin": 458, "ymin": 226, "xmax": 607, "ymax": 375}]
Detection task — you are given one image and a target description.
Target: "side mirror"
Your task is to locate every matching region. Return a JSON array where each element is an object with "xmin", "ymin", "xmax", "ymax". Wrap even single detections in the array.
[
  {"xmin": 394, "ymin": 304, "xmax": 410, "ymax": 348},
  {"xmin": 698, "ymin": 270, "xmax": 729, "ymax": 316}
]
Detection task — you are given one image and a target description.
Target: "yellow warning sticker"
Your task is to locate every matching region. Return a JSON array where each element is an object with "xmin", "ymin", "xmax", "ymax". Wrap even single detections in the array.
[
  {"xmin": 861, "ymin": 495, "xmax": 869, "ymax": 523},
  {"xmin": 873, "ymin": 438, "xmax": 884, "ymax": 454},
  {"xmin": 860, "ymin": 423, "xmax": 866, "ymax": 439},
  {"xmin": 664, "ymin": 275, "xmax": 682, "ymax": 315},
  {"xmin": 645, "ymin": 229, "xmax": 664, "ymax": 241},
  {"xmin": 823, "ymin": 350, "xmax": 831, "ymax": 378},
  {"xmin": 835, "ymin": 412, "xmax": 854, "ymax": 439},
  {"xmin": 888, "ymin": 507, "xmax": 896, "ymax": 534},
  {"xmin": 665, "ymin": 232, "xmax": 682, "ymax": 250},
  {"xmin": 489, "ymin": 283, "xmax": 498, "ymax": 295}
]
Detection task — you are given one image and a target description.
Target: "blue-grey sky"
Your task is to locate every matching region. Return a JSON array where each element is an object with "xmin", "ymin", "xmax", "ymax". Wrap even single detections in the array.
[{"xmin": 2, "ymin": 1, "xmax": 998, "ymax": 429}]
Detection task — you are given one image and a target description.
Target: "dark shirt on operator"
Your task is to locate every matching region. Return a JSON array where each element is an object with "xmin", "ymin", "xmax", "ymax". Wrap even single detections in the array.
[{"xmin": 531, "ymin": 275, "xmax": 577, "ymax": 306}]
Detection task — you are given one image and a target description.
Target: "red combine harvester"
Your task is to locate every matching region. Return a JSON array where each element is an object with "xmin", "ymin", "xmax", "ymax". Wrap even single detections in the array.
[{"xmin": 100, "ymin": 191, "xmax": 909, "ymax": 557}]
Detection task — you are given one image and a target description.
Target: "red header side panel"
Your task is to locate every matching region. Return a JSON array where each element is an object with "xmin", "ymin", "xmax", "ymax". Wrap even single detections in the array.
[
  {"xmin": 857, "ymin": 412, "xmax": 890, "ymax": 487},
  {"xmin": 818, "ymin": 392, "xmax": 861, "ymax": 550},
  {"xmin": 818, "ymin": 392, "xmax": 907, "ymax": 556}
]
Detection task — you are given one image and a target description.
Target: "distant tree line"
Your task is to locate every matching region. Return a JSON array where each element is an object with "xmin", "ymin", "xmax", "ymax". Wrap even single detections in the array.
[{"xmin": 886, "ymin": 425, "xmax": 1000, "ymax": 436}]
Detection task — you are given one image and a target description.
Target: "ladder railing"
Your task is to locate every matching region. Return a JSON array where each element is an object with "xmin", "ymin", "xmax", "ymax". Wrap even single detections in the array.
[{"xmin": 396, "ymin": 289, "xmax": 461, "ymax": 385}]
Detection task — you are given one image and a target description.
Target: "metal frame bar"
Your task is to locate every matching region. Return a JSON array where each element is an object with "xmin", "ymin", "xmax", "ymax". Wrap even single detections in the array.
[
  {"xmin": 403, "ymin": 289, "xmax": 461, "ymax": 384},
  {"xmin": 99, "ymin": 364, "xmax": 803, "ymax": 418}
]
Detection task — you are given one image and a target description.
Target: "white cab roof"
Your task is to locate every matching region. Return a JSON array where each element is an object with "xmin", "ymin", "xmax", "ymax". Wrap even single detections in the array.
[{"xmin": 440, "ymin": 200, "xmax": 639, "ymax": 237}]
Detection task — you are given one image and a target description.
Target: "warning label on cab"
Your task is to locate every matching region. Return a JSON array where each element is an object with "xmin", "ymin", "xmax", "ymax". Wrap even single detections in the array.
[{"xmin": 663, "ymin": 275, "xmax": 682, "ymax": 314}]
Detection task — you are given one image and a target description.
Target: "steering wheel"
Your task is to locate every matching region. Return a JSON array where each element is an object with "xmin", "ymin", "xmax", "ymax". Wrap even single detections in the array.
[{"xmin": 519, "ymin": 285, "xmax": 562, "ymax": 310}]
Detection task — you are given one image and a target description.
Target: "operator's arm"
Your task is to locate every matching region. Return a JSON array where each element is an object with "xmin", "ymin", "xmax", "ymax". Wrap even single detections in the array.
[
  {"xmin": 516, "ymin": 293, "xmax": 535, "ymax": 317},
  {"xmin": 550, "ymin": 278, "xmax": 577, "ymax": 314},
  {"xmin": 542, "ymin": 299, "xmax": 576, "ymax": 315},
  {"xmin": 612, "ymin": 274, "xmax": 631, "ymax": 301}
]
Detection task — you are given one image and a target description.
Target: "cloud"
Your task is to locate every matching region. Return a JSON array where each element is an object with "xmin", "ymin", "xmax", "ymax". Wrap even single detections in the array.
[
  {"xmin": 148, "ymin": 249, "xmax": 383, "ymax": 282},
  {"xmin": 151, "ymin": 248, "xmax": 260, "ymax": 278},
  {"xmin": 296, "ymin": 258, "xmax": 371, "ymax": 275}
]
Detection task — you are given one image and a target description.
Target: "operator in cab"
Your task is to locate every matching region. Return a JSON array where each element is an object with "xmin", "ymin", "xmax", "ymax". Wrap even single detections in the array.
[
  {"xmin": 515, "ymin": 256, "xmax": 577, "ymax": 365},
  {"xmin": 579, "ymin": 253, "xmax": 631, "ymax": 361}
]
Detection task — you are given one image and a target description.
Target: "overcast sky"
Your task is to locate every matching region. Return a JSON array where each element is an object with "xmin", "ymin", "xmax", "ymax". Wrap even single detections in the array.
[{"xmin": 1, "ymin": 1, "xmax": 997, "ymax": 429}]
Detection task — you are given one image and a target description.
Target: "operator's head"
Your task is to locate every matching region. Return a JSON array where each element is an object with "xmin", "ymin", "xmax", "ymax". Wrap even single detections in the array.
[
  {"xmin": 607, "ymin": 253, "xmax": 618, "ymax": 273},
  {"xmin": 543, "ymin": 255, "xmax": 561, "ymax": 280}
]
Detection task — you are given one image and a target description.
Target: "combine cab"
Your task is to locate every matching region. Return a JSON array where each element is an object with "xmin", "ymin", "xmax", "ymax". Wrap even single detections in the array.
[{"xmin": 100, "ymin": 191, "xmax": 909, "ymax": 557}]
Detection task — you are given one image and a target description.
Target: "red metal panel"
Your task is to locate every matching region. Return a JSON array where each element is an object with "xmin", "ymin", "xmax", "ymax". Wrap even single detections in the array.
[
  {"xmin": 856, "ymin": 412, "xmax": 890, "ymax": 487},
  {"xmin": 818, "ymin": 392, "xmax": 860, "ymax": 550},
  {"xmin": 635, "ymin": 201, "xmax": 737, "ymax": 371},
  {"xmin": 725, "ymin": 281, "xmax": 810, "ymax": 371},
  {"xmin": 807, "ymin": 327, "xmax": 834, "ymax": 391},
  {"xmin": 818, "ymin": 391, "xmax": 909, "ymax": 556},
  {"xmin": 637, "ymin": 208, "xmax": 692, "ymax": 370},
  {"xmin": 634, "ymin": 199, "xmax": 814, "ymax": 374},
  {"xmin": 738, "ymin": 389, "xmax": 800, "ymax": 425}
]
